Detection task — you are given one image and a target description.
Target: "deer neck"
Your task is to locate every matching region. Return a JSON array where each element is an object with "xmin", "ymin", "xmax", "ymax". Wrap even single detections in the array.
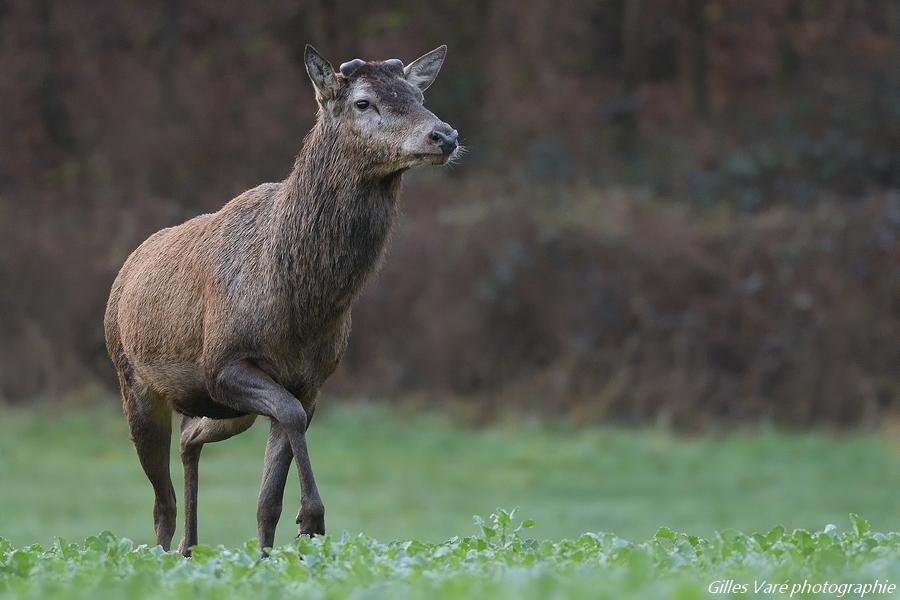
[{"xmin": 270, "ymin": 120, "xmax": 402, "ymax": 317}]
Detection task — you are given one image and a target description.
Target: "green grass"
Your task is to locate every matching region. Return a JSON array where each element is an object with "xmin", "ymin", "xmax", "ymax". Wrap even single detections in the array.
[
  {"xmin": 3, "ymin": 404, "xmax": 900, "ymax": 598},
  {"xmin": 3, "ymin": 511, "xmax": 900, "ymax": 599},
  {"xmin": 2, "ymin": 403, "xmax": 900, "ymax": 547}
]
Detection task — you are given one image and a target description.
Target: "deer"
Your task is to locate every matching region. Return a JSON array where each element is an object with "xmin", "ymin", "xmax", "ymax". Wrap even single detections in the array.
[{"xmin": 103, "ymin": 44, "xmax": 459, "ymax": 556}]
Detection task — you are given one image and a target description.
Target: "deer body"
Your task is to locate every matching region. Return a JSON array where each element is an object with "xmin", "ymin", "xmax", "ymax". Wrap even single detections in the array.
[{"xmin": 104, "ymin": 45, "xmax": 457, "ymax": 554}]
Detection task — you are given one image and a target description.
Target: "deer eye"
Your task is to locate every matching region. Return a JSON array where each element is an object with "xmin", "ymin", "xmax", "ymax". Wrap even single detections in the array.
[{"xmin": 355, "ymin": 100, "xmax": 370, "ymax": 111}]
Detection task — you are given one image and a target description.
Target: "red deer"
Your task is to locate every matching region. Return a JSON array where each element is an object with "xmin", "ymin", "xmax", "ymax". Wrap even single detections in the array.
[{"xmin": 104, "ymin": 45, "xmax": 459, "ymax": 555}]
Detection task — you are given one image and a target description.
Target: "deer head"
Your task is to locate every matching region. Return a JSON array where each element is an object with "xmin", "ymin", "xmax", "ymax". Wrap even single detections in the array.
[{"xmin": 304, "ymin": 45, "xmax": 460, "ymax": 176}]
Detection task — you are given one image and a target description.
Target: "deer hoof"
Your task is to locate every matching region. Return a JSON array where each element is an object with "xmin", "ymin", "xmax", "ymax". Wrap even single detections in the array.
[{"xmin": 296, "ymin": 503, "xmax": 325, "ymax": 536}]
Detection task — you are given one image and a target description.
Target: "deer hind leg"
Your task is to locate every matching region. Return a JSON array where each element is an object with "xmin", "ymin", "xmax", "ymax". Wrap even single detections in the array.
[
  {"xmin": 123, "ymin": 384, "xmax": 176, "ymax": 550},
  {"xmin": 177, "ymin": 414, "xmax": 256, "ymax": 556}
]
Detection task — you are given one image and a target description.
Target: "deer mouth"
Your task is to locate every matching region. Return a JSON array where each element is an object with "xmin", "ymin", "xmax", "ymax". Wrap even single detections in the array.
[{"xmin": 413, "ymin": 152, "xmax": 453, "ymax": 166}]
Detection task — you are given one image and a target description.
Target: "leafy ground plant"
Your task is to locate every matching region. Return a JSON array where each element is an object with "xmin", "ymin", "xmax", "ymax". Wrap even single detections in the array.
[{"xmin": 2, "ymin": 510, "xmax": 900, "ymax": 600}]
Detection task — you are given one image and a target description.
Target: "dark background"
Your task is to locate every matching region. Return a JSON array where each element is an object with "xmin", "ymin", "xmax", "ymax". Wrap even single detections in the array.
[{"xmin": 1, "ymin": 0, "xmax": 897, "ymax": 428}]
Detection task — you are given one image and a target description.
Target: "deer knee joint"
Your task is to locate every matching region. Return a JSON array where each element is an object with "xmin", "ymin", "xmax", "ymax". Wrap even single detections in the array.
[{"xmin": 277, "ymin": 405, "xmax": 307, "ymax": 433}]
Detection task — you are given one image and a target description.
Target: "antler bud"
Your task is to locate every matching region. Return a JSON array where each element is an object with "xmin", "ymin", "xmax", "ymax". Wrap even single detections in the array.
[
  {"xmin": 385, "ymin": 58, "xmax": 404, "ymax": 69},
  {"xmin": 339, "ymin": 59, "xmax": 365, "ymax": 77}
]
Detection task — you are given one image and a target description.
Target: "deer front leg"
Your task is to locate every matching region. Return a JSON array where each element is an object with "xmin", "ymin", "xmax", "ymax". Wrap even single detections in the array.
[
  {"xmin": 257, "ymin": 420, "xmax": 293, "ymax": 552},
  {"xmin": 211, "ymin": 360, "xmax": 325, "ymax": 541}
]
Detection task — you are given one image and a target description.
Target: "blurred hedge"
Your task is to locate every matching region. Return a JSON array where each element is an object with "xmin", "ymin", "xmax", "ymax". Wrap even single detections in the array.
[
  {"xmin": 334, "ymin": 181, "xmax": 899, "ymax": 428},
  {"xmin": 1, "ymin": 1, "xmax": 898, "ymax": 425}
]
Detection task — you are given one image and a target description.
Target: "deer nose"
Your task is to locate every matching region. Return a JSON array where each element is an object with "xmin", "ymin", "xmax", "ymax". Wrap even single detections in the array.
[{"xmin": 430, "ymin": 126, "xmax": 458, "ymax": 154}]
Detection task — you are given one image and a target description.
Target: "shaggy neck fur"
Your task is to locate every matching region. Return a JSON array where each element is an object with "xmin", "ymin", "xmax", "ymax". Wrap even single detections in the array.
[{"xmin": 269, "ymin": 117, "xmax": 402, "ymax": 324}]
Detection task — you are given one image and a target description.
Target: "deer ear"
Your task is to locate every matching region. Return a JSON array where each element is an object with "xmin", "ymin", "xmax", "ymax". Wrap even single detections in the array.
[
  {"xmin": 304, "ymin": 44, "xmax": 340, "ymax": 101},
  {"xmin": 403, "ymin": 45, "xmax": 447, "ymax": 91}
]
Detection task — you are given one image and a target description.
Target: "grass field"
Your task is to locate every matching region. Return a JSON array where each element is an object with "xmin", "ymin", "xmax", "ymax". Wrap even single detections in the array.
[
  {"xmin": 2, "ymin": 403, "xmax": 900, "ymax": 598},
  {"xmin": 4, "ymin": 511, "xmax": 900, "ymax": 599}
]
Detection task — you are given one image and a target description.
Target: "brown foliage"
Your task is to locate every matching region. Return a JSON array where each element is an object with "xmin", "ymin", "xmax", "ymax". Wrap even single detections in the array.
[
  {"xmin": 0, "ymin": 1, "xmax": 898, "ymax": 425},
  {"xmin": 337, "ymin": 183, "xmax": 899, "ymax": 428}
]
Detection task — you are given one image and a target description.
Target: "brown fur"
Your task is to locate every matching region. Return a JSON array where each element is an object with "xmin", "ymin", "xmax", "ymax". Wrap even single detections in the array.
[{"xmin": 104, "ymin": 46, "xmax": 456, "ymax": 554}]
